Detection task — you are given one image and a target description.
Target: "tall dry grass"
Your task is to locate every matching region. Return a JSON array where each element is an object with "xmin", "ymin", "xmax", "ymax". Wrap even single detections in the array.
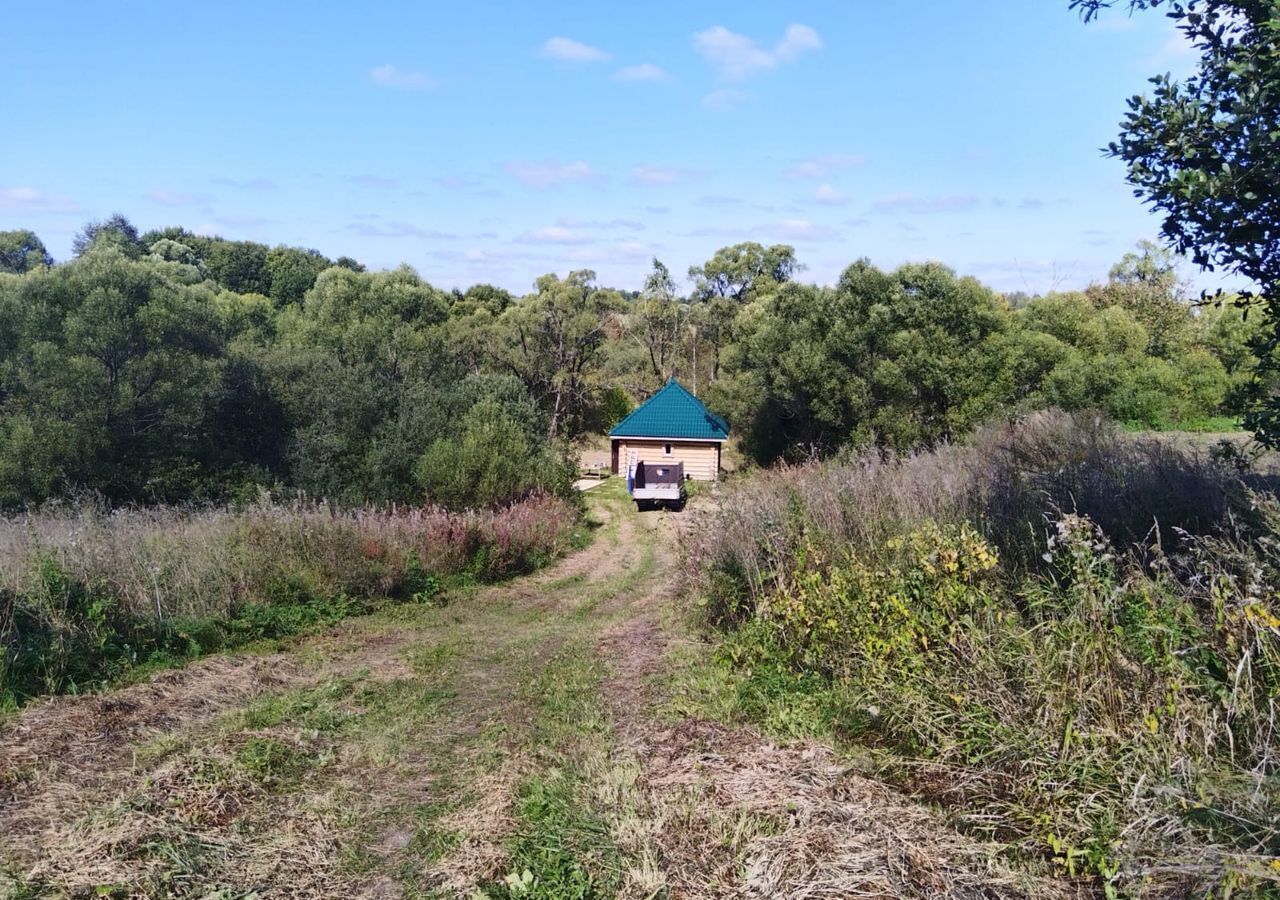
[
  {"xmin": 0, "ymin": 494, "xmax": 579, "ymax": 705},
  {"xmin": 691, "ymin": 410, "xmax": 1257, "ymax": 622},
  {"xmin": 687, "ymin": 411, "xmax": 1280, "ymax": 896}
]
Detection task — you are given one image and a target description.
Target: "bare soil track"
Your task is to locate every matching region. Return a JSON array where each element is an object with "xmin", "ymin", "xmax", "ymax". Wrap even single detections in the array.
[{"xmin": 0, "ymin": 485, "xmax": 1075, "ymax": 899}]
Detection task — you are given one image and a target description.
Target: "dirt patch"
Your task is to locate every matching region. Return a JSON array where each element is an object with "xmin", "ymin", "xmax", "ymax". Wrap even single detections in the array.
[
  {"xmin": 636, "ymin": 719, "xmax": 1075, "ymax": 900},
  {"xmin": 0, "ymin": 653, "xmax": 308, "ymax": 840}
]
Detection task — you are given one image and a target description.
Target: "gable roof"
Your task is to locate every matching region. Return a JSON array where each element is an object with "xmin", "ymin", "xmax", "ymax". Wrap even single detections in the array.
[{"xmin": 609, "ymin": 379, "xmax": 730, "ymax": 441}]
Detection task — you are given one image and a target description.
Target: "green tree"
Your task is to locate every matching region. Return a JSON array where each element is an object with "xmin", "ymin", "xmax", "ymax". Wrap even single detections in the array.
[
  {"xmin": 717, "ymin": 261, "xmax": 1016, "ymax": 461},
  {"xmin": 0, "ymin": 247, "xmax": 229, "ymax": 505},
  {"xmin": 202, "ymin": 238, "xmax": 271, "ymax": 294},
  {"xmin": 266, "ymin": 245, "xmax": 332, "ymax": 305},
  {"xmin": 1074, "ymin": 0, "xmax": 1280, "ymax": 441},
  {"xmin": 689, "ymin": 243, "xmax": 798, "ymax": 383},
  {"xmin": 634, "ymin": 259, "xmax": 685, "ymax": 383},
  {"xmin": 1088, "ymin": 240, "xmax": 1193, "ymax": 358},
  {"xmin": 414, "ymin": 396, "xmax": 570, "ymax": 510},
  {"xmin": 72, "ymin": 213, "xmax": 143, "ymax": 259},
  {"xmin": 499, "ymin": 270, "xmax": 622, "ymax": 438},
  {"xmin": 0, "ymin": 229, "xmax": 52, "ymax": 273}
]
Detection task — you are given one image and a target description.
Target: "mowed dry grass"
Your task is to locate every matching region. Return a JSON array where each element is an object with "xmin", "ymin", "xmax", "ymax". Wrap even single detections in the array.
[{"xmin": 1, "ymin": 482, "xmax": 1073, "ymax": 899}]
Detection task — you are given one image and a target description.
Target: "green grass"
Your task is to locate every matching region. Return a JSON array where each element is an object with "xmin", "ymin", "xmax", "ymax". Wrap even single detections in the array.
[
  {"xmin": 1123, "ymin": 414, "xmax": 1244, "ymax": 433},
  {"xmin": 3, "ymin": 482, "xmax": 665, "ymax": 899},
  {"xmin": 483, "ymin": 641, "xmax": 621, "ymax": 900}
]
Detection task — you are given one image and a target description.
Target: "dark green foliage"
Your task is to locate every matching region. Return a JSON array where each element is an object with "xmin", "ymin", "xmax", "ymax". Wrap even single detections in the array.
[
  {"xmin": 72, "ymin": 213, "xmax": 143, "ymax": 258},
  {"xmin": 717, "ymin": 261, "xmax": 1020, "ymax": 461},
  {"xmin": 415, "ymin": 396, "xmax": 576, "ymax": 511},
  {"xmin": 0, "ymin": 232, "xmax": 572, "ymax": 510},
  {"xmin": 0, "ymin": 246, "xmax": 232, "ymax": 504},
  {"xmin": 0, "ymin": 229, "xmax": 52, "ymax": 273},
  {"xmin": 0, "ymin": 217, "xmax": 1263, "ymax": 507},
  {"xmin": 265, "ymin": 245, "xmax": 330, "ymax": 305},
  {"xmin": 716, "ymin": 253, "xmax": 1249, "ymax": 465},
  {"xmin": 1074, "ymin": 1, "xmax": 1280, "ymax": 448}
]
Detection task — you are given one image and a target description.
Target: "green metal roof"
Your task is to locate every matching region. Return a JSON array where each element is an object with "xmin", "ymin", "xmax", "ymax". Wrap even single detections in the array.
[{"xmin": 609, "ymin": 379, "xmax": 730, "ymax": 441}]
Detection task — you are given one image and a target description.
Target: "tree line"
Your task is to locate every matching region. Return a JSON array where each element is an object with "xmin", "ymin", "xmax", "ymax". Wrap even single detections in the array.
[{"xmin": 0, "ymin": 218, "xmax": 1266, "ymax": 510}]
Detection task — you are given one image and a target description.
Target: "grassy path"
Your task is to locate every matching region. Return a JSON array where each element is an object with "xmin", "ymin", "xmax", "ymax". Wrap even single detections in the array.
[{"xmin": 1, "ymin": 482, "xmax": 1066, "ymax": 899}]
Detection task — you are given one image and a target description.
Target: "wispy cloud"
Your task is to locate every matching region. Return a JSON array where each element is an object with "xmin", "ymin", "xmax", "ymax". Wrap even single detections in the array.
[
  {"xmin": 765, "ymin": 218, "xmax": 839, "ymax": 241},
  {"xmin": 613, "ymin": 63, "xmax": 669, "ymax": 82},
  {"xmin": 812, "ymin": 184, "xmax": 849, "ymax": 206},
  {"xmin": 785, "ymin": 154, "xmax": 867, "ymax": 179},
  {"xmin": 555, "ymin": 216, "xmax": 645, "ymax": 231},
  {"xmin": 213, "ymin": 177, "xmax": 276, "ymax": 191},
  {"xmin": 0, "ymin": 186, "xmax": 80, "ymax": 215},
  {"xmin": 540, "ymin": 37, "xmax": 610, "ymax": 63},
  {"xmin": 503, "ymin": 160, "xmax": 598, "ymax": 189},
  {"xmin": 873, "ymin": 193, "xmax": 981, "ymax": 214},
  {"xmin": 697, "ymin": 194, "xmax": 742, "ymax": 207},
  {"xmin": 701, "ymin": 88, "xmax": 750, "ymax": 110},
  {"xmin": 347, "ymin": 175, "xmax": 399, "ymax": 189},
  {"xmin": 347, "ymin": 221, "xmax": 457, "ymax": 239},
  {"xmin": 146, "ymin": 189, "xmax": 203, "ymax": 207},
  {"xmin": 369, "ymin": 64, "xmax": 436, "ymax": 91},
  {"xmin": 610, "ymin": 240, "xmax": 658, "ymax": 261},
  {"xmin": 209, "ymin": 213, "xmax": 272, "ymax": 229},
  {"xmin": 694, "ymin": 23, "xmax": 821, "ymax": 81},
  {"xmin": 629, "ymin": 164, "xmax": 700, "ymax": 185},
  {"xmin": 515, "ymin": 225, "xmax": 596, "ymax": 245},
  {"xmin": 1147, "ymin": 26, "xmax": 1198, "ymax": 67}
]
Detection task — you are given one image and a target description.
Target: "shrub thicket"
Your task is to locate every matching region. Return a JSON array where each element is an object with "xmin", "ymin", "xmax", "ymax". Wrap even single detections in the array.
[{"xmin": 688, "ymin": 411, "xmax": 1280, "ymax": 896}]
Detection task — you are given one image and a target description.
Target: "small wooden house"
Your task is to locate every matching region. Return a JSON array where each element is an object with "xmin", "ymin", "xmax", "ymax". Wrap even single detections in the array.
[{"xmin": 609, "ymin": 379, "xmax": 730, "ymax": 481}]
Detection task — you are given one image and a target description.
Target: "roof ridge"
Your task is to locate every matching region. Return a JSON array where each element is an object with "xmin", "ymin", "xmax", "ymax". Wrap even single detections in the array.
[{"xmin": 608, "ymin": 378, "xmax": 729, "ymax": 440}]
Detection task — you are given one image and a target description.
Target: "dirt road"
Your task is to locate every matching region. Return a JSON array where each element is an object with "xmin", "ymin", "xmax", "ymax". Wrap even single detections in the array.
[{"xmin": 0, "ymin": 482, "xmax": 1064, "ymax": 899}]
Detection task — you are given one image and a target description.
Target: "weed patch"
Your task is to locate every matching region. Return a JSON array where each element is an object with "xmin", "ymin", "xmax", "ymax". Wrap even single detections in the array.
[{"xmin": 688, "ymin": 412, "xmax": 1280, "ymax": 897}]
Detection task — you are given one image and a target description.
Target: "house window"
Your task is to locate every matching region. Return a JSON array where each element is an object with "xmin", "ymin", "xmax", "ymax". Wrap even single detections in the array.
[{"xmin": 663, "ymin": 443, "xmax": 672, "ymax": 455}]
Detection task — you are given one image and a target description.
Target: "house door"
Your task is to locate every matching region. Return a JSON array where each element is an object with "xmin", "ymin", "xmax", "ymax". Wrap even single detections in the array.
[{"xmin": 610, "ymin": 440, "xmax": 619, "ymax": 474}]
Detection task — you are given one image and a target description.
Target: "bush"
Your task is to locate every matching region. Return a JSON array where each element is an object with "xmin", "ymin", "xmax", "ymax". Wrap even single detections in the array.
[{"xmin": 415, "ymin": 397, "xmax": 576, "ymax": 510}]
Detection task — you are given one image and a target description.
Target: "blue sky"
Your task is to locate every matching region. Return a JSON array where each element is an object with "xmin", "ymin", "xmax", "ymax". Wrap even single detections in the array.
[{"xmin": 1, "ymin": 1, "xmax": 1220, "ymax": 295}]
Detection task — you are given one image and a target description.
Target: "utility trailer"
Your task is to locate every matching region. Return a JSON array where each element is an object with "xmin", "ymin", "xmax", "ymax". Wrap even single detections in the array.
[{"xmin": 626, "ymin": 457, "xmax": 687, "ymax": 511}]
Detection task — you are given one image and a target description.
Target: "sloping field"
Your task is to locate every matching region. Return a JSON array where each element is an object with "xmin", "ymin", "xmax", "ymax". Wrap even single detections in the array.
[{"xmin": 1, "ymin": 483, "xmax": 1070, "ymax": 898}]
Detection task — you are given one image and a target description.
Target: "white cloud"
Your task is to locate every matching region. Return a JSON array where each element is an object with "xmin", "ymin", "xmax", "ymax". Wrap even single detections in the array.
[
  {"xmin": 540, "ymin": 37, "xmax": 610, "ymax": 63},
  {"xmin": 629, "ymin": 164, "xmax": 690, "ymax": 185},
  {"xmin": 694, "ymin": 23, "xmax": 821, "ymax": 81},
  {"xmin": 209, "ymin": 213, "xmax": 272, "ymax": 229},
  {"xmin": 515, "ymin": 225, "xmax": 596, "ymax": 245},
  {"xmin": 812, "ymin": 184, "xmax": 849, "ymax": 206},
  {"xmin": 213, "ymin": 177, "xmax": 276, "ymax": 191},
  {"xmin": 1147, "ymin": 27, "xmax": 1198, "ymax": 68},
  {"xmin": 702, "ymin": 88, "xmax": 750, "ymax": 110},
  {"xmin": 767, "ymin": 218, "xmax": 839, "ymax": 241},
  {"xmin": 0, "ymin": 186, "xmax": 80, "ymax": 215},
  {"xmin": 503, "ymin": 160, "xmax": 598, "ymax": 189},
  {"xmin": 369, "ymin": 64, "xmax": 436, "ymax": 91},
  {"xmin": 146, "ymin": 189, "xmax": 202, "ymax": 206},
  {"xmin": 613, "ymin": 63, "xmax": 669, "ymax": 82},
  {"xmin": 555, "ymin": 216, "xmax": 645, "ymax": 231},
  {"xmin": 348, "ymin": 221, "xmax": 457, "ymax": 239},
  {"xmin": 786, "ymin": 154, "xmax": 867, "ymax": 179},
  {"xmin": 610, "ymin": 240, "xmax": 656, "ymax": 261},
  {"xmin": 697, "ymin": 194, "xmax": 742, "ymax": 207},
  {"xmin": 873, "ymin": 193, "xmax": 981, "ymax": 214}
]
